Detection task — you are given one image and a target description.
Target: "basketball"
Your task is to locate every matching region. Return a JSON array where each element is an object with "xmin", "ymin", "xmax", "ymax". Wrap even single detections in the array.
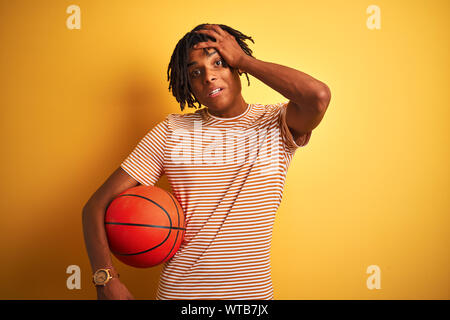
[{"xmin": 104, "ymin": 185, "xmax": 185, "ymax": 268}]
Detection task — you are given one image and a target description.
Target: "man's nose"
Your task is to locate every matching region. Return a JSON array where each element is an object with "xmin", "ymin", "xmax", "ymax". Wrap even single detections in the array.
[{"xmin": 203, "ymin": 68, "xmax": 217, "ymax": 83}]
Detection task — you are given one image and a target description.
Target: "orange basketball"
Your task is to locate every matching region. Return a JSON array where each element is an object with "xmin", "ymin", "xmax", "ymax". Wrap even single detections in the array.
[{"xmin": 105, "ymin": 185, "xmax": 185, "ymax": 268}]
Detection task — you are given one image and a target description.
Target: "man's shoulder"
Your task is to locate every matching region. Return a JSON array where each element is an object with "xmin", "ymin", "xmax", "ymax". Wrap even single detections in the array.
[
  {"xmin": 263, "ymin": 101, "xmax": 288, "ymax": 112},
  {"xmin": 164, "ymin": 108, "xmax": 206, "ymax": 130},
  {"xmin": 247, "ymin": 102, "xmax": 288, "ymax": 124},
  {"xmin": 170, "ymin": 106, "xmax": 205, "ymax": 119}
]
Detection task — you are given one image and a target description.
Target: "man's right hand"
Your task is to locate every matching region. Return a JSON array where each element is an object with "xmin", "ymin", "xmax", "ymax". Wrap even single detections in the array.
[{"xmin": 96, "ymin": 278, "xmax": 135, "ymax": 300}]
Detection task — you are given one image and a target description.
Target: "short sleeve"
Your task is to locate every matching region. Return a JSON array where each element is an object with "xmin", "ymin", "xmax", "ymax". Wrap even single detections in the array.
[
  {"xmin": 278, "ymin": 101, "xmax": 312, "ymax": 154},
  {"xmin": 120, "ymin": 118, "xmax": 169, "ymax": 186}
]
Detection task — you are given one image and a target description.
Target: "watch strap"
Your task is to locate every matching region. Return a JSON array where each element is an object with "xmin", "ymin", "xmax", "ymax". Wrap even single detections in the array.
[{"xmin": 105, "ymin": 268, "xmax": 119, "ymax": 279}]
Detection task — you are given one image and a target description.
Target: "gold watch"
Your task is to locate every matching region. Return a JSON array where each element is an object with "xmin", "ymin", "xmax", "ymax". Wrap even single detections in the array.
[{"xmin": 92, "ymin": 268, "xmax": 119, "ymax": 287}]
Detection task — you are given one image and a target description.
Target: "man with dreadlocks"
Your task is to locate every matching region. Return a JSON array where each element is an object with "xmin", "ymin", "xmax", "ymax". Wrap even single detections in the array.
[{"xmin": 82, "ymin": 23, "xmax": 331, "ymax": 300}]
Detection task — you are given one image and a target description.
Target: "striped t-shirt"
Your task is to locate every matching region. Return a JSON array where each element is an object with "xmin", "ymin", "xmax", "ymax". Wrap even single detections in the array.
[{"xmin": 120, "ymin": 101, "xmax": 312, "ymax": 299}]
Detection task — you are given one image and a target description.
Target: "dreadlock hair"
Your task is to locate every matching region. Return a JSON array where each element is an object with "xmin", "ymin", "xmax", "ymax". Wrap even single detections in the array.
[{"xmin": 167, "ymin": 23, "xmax": 255, "ymax": 112}]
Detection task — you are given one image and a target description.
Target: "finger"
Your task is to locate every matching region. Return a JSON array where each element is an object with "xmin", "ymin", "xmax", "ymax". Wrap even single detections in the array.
[
  {"xmin": 195, "ymin": 28, "xmax": 222, "ymax": 39},
  {"xmin": 194, "ymin": 30, "xmax": 216, "ymax": 42},
  {"xmin": 194, "ymin": 40, "xmax": 219, "ymax": 48},
  {"xmin": 193, "ymin": 41, "xmax": 217, "ymax": 49},
  {"xmin": 209, "ymin": 24, "xmax": 226, "ymax": 36},
  {"xmin": 200, "ymin": 24, "xmax": 220, "ymax": 31}
]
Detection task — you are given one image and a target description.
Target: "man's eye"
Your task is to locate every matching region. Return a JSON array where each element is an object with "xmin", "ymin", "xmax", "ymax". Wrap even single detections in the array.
[{"xmin": 190, "ymin": 60, "xmax": 224, "ymax": 77}]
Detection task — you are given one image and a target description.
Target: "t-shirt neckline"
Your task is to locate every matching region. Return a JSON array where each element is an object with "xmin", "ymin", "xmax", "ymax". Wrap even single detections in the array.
[{"xmin": 206, "ymin": 103, "xmax": 251, "ymax": 121}]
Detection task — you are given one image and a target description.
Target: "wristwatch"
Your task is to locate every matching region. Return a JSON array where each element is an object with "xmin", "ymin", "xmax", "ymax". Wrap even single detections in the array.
[{"xmin": 92, "ymin": 268, "xmax": 119, "ymax": 287}]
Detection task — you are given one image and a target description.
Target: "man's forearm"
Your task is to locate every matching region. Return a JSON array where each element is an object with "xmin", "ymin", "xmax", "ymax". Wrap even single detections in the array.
[
  {"xmin": 238, "ymin": 55, "xmax": 329, "ymax": 105},
  {"xmin": 82, "ymin": 204, "xmax": 115, "ymax": 273}
]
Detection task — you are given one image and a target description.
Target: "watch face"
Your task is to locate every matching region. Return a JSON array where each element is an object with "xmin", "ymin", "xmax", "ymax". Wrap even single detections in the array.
[{"xmin": 94, "ymin": 270, "xmax": 108, "ymax": 284}]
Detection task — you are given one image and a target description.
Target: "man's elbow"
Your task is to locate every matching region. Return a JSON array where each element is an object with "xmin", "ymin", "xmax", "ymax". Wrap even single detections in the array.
[{"xmin": 315, "ymin": 84, "xmax": 331, "ymax": 113}]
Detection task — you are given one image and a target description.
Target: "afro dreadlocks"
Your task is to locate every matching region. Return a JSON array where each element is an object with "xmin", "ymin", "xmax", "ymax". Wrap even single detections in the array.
[{"xmin": 167, "ymin": 23, "xmax": 255, "ymax": 111}]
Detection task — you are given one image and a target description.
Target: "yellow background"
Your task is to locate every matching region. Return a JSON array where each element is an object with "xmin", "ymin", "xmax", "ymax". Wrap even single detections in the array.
[{"xmin": 0, "ymin": 0, "xmax": 448, "ymax": 299}]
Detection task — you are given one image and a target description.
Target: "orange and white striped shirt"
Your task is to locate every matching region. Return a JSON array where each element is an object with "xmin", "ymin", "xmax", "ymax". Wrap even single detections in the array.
[{"xmin": 120, "ymin": 101, "xmax": 311, "ymax": 299}]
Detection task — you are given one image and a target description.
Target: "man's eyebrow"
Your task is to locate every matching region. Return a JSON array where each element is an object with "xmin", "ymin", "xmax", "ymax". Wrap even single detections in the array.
[{"xmin": 187, "ymin": 50, "xmax": 218, "ymax": 68}]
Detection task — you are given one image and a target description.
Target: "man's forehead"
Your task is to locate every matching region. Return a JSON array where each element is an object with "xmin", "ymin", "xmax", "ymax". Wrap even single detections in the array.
[{"xmin": 187, "ymin": 48, "xmax": 219, "ymax": 67}]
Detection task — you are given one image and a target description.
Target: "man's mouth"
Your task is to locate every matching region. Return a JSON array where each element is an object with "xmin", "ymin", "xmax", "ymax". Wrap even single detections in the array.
[{"xmin": 208, "ymin": 88, "xmax": 223, "ymax": 97}]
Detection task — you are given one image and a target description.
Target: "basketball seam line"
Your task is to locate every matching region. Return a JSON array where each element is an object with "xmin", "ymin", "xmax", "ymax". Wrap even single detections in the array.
[{"xmin": 105, "ymin": 221, "xmax": 185, "ymax": 230}]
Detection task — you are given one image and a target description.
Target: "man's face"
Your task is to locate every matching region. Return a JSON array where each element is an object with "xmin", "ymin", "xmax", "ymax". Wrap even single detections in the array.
[{"xmin": 187, "ymin": 47, "xmax": 242, "ymax": 111}]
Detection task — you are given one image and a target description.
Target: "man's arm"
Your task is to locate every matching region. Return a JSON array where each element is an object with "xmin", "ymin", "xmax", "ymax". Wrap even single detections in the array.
[
  {"xmin": 238, "ymin": 55, "xmax": 331, "ymax": 142},
  {"xmin": 82, "ymin": 166, "xmax": 139, "ymax": 300},
  {"xmin": 193, "ymin": 24, "xmax": 331, "ymax": 143}
]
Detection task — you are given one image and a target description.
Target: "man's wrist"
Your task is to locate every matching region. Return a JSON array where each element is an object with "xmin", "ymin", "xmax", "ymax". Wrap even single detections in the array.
[
  {"xmin": 95, "ymin": 277, "xmax": 119, "ymax": 290},
  {"xmin": 237, "ymin": 54, "xmax": 252, "ymax": 72}
]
